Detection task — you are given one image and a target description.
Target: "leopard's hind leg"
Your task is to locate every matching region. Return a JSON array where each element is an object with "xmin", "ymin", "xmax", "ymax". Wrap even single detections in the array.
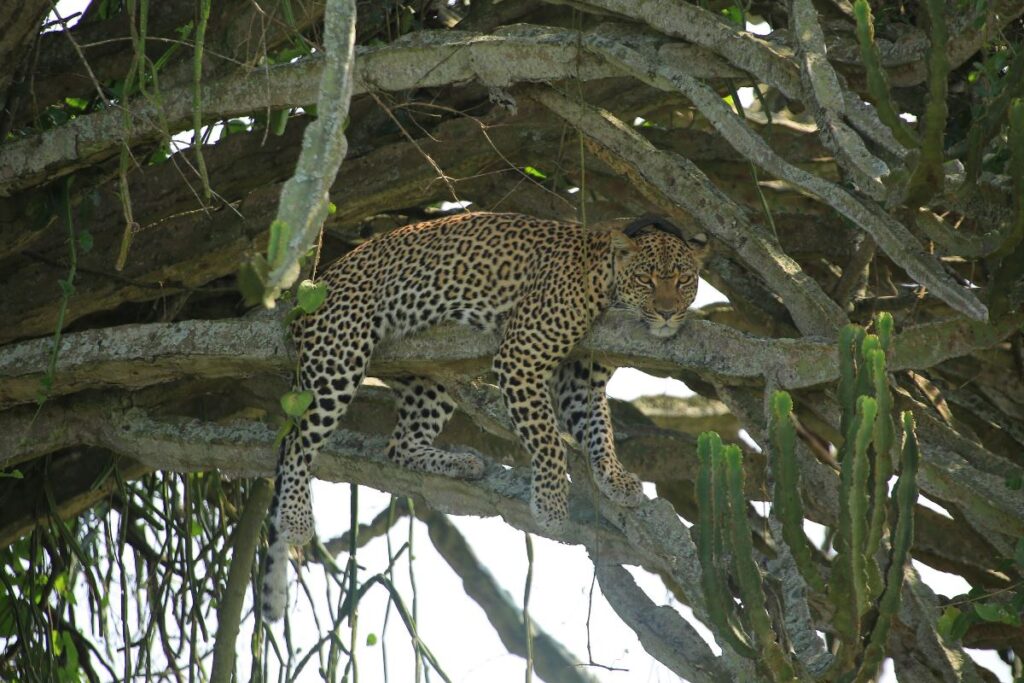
[
  {"xmin": 552, "ymin": 360, "xmax": 644, "ymax": 507},
  {"xmin": 262, "ymin": 314, "xmax": 378, "ymax": 621},
  {"xmin": 386, "ymin": 376, "xmax": 485, "ymax": 478}
]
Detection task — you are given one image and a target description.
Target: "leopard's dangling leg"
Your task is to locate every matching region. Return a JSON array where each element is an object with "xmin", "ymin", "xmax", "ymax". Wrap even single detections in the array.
[
  {"xmin": 386, "ymin": 376, "xmax": 485, "ymax": 478},
  {"xmin": 262, "ymin": 319, "xmax": 377, "ymax": 621},
  {"xmin": 553, "ymin": 360, "xmax": 645, "ymax": 508},
  {"xmin": 493, "ymin": 310, "xmax": 585, "ymax": 532}
]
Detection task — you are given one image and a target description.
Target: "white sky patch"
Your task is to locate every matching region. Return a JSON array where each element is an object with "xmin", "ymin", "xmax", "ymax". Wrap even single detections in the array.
[
  {"xmin": 912, "ymin": 560, "xmax": 971, "ymax": 598},
  {"xmin": 900, "ymin": 112, "xmax": 919, "ymax": 123},
  {"xmin": 738, "ymin": 428, "xmax": 762, "ymax": 452},
  {"xmin": 607, "ymin": 367, "xmax": 694, "ymax": 401},
  {"xmin": 746, "ymin": 20, "xmax": 772, "ymax": 36},
  {"xmin": 46, "ymin": 0, "xmax": 89, "ymax": 31}
]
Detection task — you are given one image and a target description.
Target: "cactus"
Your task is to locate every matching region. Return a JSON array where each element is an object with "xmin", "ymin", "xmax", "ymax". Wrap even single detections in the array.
[
  {"xmin": 865, "ymin": 348, "xmax": 894, "ymax": 600},
  {"xmin": 905, "ymin": 0, "xmax": 950, "ymax": 206},
  {"xmin": 855, "ymin": 412, "xmax": 920, "ymax": 682},
  {"xmin": 694, "ymin": 313, "xmax": 920, "ymax": 681},
  {"xmin": 837, "ymin": 324, "xmax": 860, "ymax": 437},
  {"xmin": 696, "ymin": 433, "xmax": 755, "ymax": 658},
  {"xmin": 849, "ymin": 395, "xmax": 878, "ymax": 619},
  {"xmin": 724, "ymin": 445, "xmax": 798, "ymax": 681},
  {"xmin": 770, "ymin": 391, "xmax": 825, "ymax": 593},
  {"xmin": 852, "ymin": 0, "xmax": 919, "ymax": 148}
]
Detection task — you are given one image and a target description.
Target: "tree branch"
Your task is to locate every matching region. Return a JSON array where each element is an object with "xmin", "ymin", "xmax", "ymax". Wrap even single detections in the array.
[
  {"xmin": 2, "ymin": 311, "xmax": 1019, "ymax": 409},
  {"xmin": 0, "ymin": 27, "xmax": 619, "ymax": 195}
]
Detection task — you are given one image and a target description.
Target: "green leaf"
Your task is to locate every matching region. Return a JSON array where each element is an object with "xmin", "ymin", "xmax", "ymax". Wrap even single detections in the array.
[
  {"xmin": 218, "ymin": 119, "xmax": 251, "ymax": 141},
  {"xmin": 281, "ymin": 390, "xmax": 315, "ymax": 417},
  {"xmin": 78, "ymin": 230, "xmax": 93, "ymax": 253},
  {"xmin": 366, "ymin": 633, "xmax": 378, "ymax": 646},
  {"xmin": 59, "ymin": 631, "xmax": 80, "ymax": 682},
  {"xmin": 974, "ymin": 601, "xmax": 1019, "ymax": 625},
  {"xmin": 523, "ymin": 166, "xmax": 547, "ymax": 180},
  {"xmin": 720, "ymin": 5, "xmax": 744, "ymax": 25},
  {"xmin": 147, "ymin": 142, "xmax": 171, "ymax": 165},
  {"xmin": 0, "ymin": 597, "xmax": 23, "ymax": 637},
  {"xmin": 267, "ymin": 219, "xmax": 292, "ymax": 269},
  {"xmin": 327, "ymin": 201, "xmax": 337, "ymax": 215},
  {"xmin": 938, "ymin": 605, "xmax": 974, "ymax": 641},
  {"xmin": 190, "ymin": 519, "xmax": 203, "ymax": 537},
  {"xmin": 64, "ymin": 97, "xmax": 89, "ymax": 112},
  {"xmin": 237, "ymin": 257, "xmax": 270, "ymax": 307},
  {"xmin": 297, "ymin": 279, "xmax": 328, "ymax": 314},
  {"xmin": 0, "ymin": 469, "xmax": 23, "ymax": 479},
  {"xmin": 273, "ymin": 419, "xmax": 294, "ymax": 447}
]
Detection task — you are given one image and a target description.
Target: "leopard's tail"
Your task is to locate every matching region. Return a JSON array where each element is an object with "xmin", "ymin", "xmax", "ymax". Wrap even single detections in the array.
[{"xmin": 261, "ymin": 470, "xmax": 288, "ymax": 622}]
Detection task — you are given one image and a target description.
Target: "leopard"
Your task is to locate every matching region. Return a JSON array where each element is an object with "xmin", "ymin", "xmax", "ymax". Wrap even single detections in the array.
[{"xmin": 261, "ymin": 211, "xmax": 710, "ymax": 621}]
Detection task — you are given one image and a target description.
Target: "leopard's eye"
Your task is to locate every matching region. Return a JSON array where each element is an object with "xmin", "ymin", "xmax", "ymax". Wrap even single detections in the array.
[
  {"xmin": 635, "ymin": 274, "xmax": 654, "ymax": 287},
  {"xmin": 676, "ymin": 275, "xmax": 695, "ymax": 290}
]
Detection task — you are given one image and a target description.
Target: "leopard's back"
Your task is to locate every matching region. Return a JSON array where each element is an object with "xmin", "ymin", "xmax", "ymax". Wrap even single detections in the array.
[{"xmin": 312, "ymin": 212, "xmax": 602, "ymax": 338}]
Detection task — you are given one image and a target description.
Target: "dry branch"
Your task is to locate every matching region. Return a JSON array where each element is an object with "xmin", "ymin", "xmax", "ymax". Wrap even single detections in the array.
[
  {"xmin": 2, "ymin": 311, "xmax": 1019, "ymax": 409},
  {"xmin": 0, "ymin": 28, "xmax": 619, "ymax": 194}
]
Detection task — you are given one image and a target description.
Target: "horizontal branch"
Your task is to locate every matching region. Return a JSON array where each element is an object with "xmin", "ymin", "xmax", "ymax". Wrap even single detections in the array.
[
  {"xmin": 0, "ymin": 27, "xmax": 627, "ymax": 194},
  {"xmin": 2, "ymin": 311, "xmax": 1019, "ymax": 409}
]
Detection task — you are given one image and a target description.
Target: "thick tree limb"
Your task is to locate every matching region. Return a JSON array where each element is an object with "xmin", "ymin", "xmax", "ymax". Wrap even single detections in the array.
[
  {"xmin": 2, "ymin": 311, "xmax": 1019, "ymax": 409},
  {"xmin": 0, "ymin": 28, "xmax": 619, "ymax": 194},
  {"xmin": 789, "ymin": 0, "xmax": 890, "ymax": 196}
]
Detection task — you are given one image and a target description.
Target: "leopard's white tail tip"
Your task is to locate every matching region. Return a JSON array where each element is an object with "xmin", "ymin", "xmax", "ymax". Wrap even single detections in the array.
[{"xmin": 261, "ymin": 534, "xmax": 289, "ymax": 622}]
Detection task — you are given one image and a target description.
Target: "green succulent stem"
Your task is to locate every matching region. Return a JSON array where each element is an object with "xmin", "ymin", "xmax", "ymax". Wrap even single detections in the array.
[
  {"xmin": 770, "ymin": 391, "xmax": 825, "ymax": 593},
  {"xmin": 696, "ymin": 433, "xmax": 755, "ymax": 658},
  {"xmin": 855, "ymin": 412, "xmax": 920, "ymax": 683},
  {"xmin": 905, "ymin": 0, "xmax": 949, "ymax": 206},
  {"xmin": 852, "ymin": 0, "xmax": 919, "ymax": 148},
  {"xmin": 865, "ymin": 348, "xmax": 894, "ymax": 600},
  {"xmin": 724, "ymin": 446, "xmax": 797, "ymax": 681}
]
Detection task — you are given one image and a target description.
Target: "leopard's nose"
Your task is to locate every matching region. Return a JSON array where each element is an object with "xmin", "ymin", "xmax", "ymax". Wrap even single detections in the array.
[{"xmin": 655, "ymin": 308, "xmax": 675, "ymax": 320}]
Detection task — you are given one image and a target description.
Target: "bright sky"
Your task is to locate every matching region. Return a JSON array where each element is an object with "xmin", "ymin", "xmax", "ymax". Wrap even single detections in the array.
[{"xmin": 43, "ymin": 1, "xmax": 1010, "ymax": 680}]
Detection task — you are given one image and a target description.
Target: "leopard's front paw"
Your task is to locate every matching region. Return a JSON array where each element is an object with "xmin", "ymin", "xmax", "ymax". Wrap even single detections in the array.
[
  {"xmin": 595, "ymin": 467, "xmax": 646, "ymax": 508},
  {"xmin": 448, "ymin": 448, "xmax": 486, "ymax": 480}
]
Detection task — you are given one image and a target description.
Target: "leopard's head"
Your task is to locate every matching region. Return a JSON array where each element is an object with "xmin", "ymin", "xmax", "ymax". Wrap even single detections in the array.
[{"xmin": 611, "ymin": 224, "xmax": 710, "ymax": 338}]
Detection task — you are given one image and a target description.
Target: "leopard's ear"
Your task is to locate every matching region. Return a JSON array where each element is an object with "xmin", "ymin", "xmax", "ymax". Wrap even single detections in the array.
[
  {"xmin": 687, "ymin": 232, "xmax": 710, "ymax": 265},
  {"xmin": 610, "ymin": 230, "xmax": 639, "ymax": 254}
]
